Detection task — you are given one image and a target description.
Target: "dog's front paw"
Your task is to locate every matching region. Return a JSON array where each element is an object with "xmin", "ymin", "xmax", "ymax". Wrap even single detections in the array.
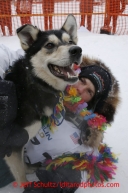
[{"xmin": 83, "ymin": 127, "xmax": 104, "ymax": 148}]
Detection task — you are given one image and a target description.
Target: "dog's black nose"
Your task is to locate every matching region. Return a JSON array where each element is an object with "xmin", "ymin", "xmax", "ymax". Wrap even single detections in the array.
[{"xmin": 69, "ymin": 46, "xmax": 82, "ymax": 56}]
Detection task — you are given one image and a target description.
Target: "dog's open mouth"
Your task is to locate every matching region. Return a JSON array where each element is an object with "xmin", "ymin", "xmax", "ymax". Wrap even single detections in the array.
[{"xmin": 48, "ymin": 64, "xmax": 78, "ymax": 81}]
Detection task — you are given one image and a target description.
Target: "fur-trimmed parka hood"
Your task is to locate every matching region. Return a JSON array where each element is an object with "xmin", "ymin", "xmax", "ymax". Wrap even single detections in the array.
[{"xmin": 80, "ymin": 55, "xmax": 120, "ymax": 123}]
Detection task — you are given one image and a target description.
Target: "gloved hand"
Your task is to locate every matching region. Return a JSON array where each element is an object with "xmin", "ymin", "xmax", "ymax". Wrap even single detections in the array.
[
  {"xmin": 23, "ymin": 181, "xmax": 43, "ymax": 193},
  {"xmin": 23, "ymin": 168, "xmax": 81, "ymax": 193},
  {"xmin": 79, "ymin": 120, "xmax": 103, "ymax": 148},
  {"xmin": 0, "ymin": 79, "xmax": 29, "ymax": 158},
  {"xmin": 0, "ymin": 124, "xmax": 29, "ymax": 158},
  {"xmin": 0, "ymin": 146, "xmax": 12, "ymax": 158}
]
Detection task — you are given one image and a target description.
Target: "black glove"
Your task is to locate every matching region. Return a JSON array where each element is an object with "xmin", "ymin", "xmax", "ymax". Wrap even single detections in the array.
[
  {"xmin": 0, "ymin": 146, "xmax": 12, "ymax": 158},
  {"xmin": 79, "ymin": 120, "xmax": 91, "ymax": 143},
  {"xmin": 79, "ymin": 119, "xmax": 103, "ymax": 148},
  {"xmin": 23, "ymin": 168, "xmax": 81, "ymax": 193},
  {"xmin": 23, "ymin": 181, "xmax": 43, "ymax": 193},
  {"xmin": 0, "ymin": 80, "xmax": 29, "ymax": 157},
  {"xmin": 0, "ymin": 123, "xmax": 29, "ymax": 158}
]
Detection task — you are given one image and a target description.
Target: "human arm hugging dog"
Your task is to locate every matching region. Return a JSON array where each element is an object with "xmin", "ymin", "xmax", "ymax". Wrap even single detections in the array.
[{"xmin": 0, "ymin": 45, "xmax": 28, "ymax": 158}]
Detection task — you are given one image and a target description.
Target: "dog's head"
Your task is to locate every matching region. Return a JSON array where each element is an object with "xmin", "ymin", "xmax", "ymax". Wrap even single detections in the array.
[{"xmin": 17, "ymin": 14, "xmax": 82, "ymax": 91}]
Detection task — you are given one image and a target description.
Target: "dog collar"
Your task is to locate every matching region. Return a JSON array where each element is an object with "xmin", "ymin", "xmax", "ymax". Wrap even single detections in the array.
[
  {"xmin": 52, "ymin": 91, "xmax": 65, "ymax": 126},
  {"xmin": 41, "ymin": 91, "xmax": 65, "ymax": 131}
]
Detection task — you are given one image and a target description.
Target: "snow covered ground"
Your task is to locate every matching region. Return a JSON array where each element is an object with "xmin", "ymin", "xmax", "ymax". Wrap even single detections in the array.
[{"xmin": 0, "ymin": 27, "xmax": 128, "ymax": 193}]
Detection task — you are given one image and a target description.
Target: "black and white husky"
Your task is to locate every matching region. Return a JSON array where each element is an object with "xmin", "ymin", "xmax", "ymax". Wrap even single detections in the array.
[{"xmin": 4, "ymin": 15, "xmax": 82, "ymax": 183}]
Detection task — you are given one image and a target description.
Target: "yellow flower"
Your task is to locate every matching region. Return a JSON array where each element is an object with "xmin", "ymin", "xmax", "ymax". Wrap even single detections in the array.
[
  {"xmin": 80, "ymin": 111, "xmax": 90, "ymax": 117},
  {"xmin": 69, "ymin": 87, "xmax": 77, "ymax": 97}
]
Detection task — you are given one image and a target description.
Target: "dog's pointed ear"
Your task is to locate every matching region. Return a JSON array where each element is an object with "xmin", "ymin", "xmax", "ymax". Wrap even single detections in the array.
[
  {"xmin": 16, "ymin": 24, "xmax": 40, "ymax": 50},
  {"xmin": 61, "ymin": 14, "xmax": 78, "ymax": 44}
]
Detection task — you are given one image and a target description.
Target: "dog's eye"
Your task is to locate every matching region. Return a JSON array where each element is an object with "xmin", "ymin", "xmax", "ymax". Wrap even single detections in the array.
[
  {"xmin": 69, "ymin": 40, "xmax": 73, "ymax": 44},
  {"xmin": 45, "ymin": 43, "xmax": 54, "ymax": 49}
]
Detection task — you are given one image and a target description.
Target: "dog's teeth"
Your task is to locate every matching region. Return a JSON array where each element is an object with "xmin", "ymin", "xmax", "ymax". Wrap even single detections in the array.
[
  {"xmin": 71, "ymin": 75, "xmax": 76, "ymax": 78},
  {"xmin": 76, "ymin": 71, "xmax": 79, "ymax": 76},
  {"xmin": 67, "ymin": 72, "xmax": 70, "ymax": 78},
  {"xmin": 67, "ymin": 72, "xmax": 78, "ymax": 79},
  {"xmin": 54, "ymin": 66, "xmax": 61, "ymax": 74}
]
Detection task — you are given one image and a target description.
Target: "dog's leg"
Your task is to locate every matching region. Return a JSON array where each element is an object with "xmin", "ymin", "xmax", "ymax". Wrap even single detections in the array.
[
  {"xmin": 4, "ymin": 147, "xmax": 27, "ymax": 184},
  {"xmin": 4, "ymin": 121, "xmax": 42, "ymax": 184},
  {"xmin": 25, "ymin": 121, "xmax": 42, "ymax": 140}
]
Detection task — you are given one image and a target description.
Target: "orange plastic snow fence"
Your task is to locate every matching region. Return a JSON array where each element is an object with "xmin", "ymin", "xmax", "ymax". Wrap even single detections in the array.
[{"xmin": 0, "ymin": 0, "xmax": 128, "ymax": 36}]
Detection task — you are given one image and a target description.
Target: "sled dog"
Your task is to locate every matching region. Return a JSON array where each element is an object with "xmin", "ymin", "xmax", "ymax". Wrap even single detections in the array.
[{"xmin": 4, "ymin": 14, "xmax": 82, "ymax": 183}]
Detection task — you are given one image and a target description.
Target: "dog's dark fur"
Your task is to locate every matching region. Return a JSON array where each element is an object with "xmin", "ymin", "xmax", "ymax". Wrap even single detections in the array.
[{"xmin": 4, "ymin": 14, "xmax": 82, "ymax": 183}]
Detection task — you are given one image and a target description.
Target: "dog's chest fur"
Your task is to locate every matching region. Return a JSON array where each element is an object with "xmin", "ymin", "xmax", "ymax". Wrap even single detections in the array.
[{"xmin": 5, "ymin": 58, "xmax": 59, "ymax": 127}]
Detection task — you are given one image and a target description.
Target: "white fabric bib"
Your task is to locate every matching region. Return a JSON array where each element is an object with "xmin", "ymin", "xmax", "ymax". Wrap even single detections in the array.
[{"xmin": 24, "ymin": 120, "xmax": 95, "ymax": 164}]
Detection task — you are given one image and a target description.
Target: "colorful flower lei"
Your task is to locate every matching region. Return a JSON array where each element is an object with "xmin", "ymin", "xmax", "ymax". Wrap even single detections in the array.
[
  {"xmin": 41, "ymin": 85, "xmax": 110, "ymax": 132},
  {"xmin": 64, "ymin": 85, "xmax": 109, "ymax": 131},
  {"xmin": 41, "ymin": 92, "xmax": 65, "ymax": 132}
]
